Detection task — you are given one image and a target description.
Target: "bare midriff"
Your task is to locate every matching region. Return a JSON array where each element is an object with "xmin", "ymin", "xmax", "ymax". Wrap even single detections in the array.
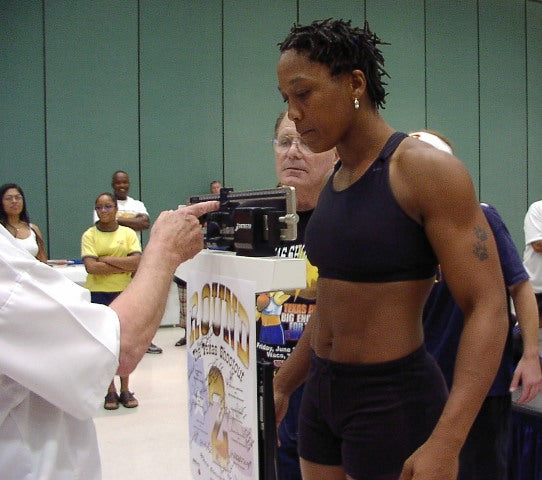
[
  {"xmin": 261, "ymin": 313, "xmax": 283, "ymax": 327},
  {"xmin": 310, "ymin": 276, "xmax": 435, "ymax": 364}
]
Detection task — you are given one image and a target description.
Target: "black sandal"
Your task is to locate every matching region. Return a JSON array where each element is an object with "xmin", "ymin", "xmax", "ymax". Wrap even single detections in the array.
[
  {"xmin": 104, "ymin": 391, "xmax": 119, "ymax": 410},
  {"xmin": 119, "ymin": 390, "xmax": 139, "ymax": 408}
]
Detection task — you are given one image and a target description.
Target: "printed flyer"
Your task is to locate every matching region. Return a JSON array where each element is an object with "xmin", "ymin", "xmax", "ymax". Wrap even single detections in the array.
[{"xmin": 187, "ymin": 271, "xmax": 257, "ymax": 480}]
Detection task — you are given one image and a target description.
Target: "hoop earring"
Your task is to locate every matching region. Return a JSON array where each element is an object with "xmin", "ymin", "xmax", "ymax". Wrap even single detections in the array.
[{"xmin": 354, "ymin": 98, "xmax": 360, "ymax": 110}]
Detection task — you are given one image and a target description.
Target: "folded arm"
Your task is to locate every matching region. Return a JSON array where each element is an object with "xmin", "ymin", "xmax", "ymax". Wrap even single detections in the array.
[
  {"xmin": 98, "ymin": 253, "xmax": 141, "ymax": 272},
  {"xmin": 117, "ymin": 213, "xmax": 150, "ymax": 232}
]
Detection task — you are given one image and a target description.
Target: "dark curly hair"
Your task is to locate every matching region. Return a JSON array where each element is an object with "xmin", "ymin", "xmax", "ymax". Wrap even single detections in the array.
[
  {"xmin": 0, "ymin": 183, "xmax": 30, "ymax": 226},
  {"xmin": 95, "ymin": 192, "xmax": 118, "ymax": 207},
  {"xmin": 278, "ymin": 18, "xmax": 389, "ymax": 109}
]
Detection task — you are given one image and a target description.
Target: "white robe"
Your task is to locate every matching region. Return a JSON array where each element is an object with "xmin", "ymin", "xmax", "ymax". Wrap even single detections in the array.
[
  {"xmin": 0, "ymin": 225, "xmax": 119, "ymax": 479},
  {"xmin": 524, "ymin": 200, "xmax": 542, "ymax": 293}
]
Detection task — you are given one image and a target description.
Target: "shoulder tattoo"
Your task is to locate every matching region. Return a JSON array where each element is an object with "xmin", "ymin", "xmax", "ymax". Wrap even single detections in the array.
[{"xmin": 473, "ymin": 226, "xmax": 489, "ymax": 261}]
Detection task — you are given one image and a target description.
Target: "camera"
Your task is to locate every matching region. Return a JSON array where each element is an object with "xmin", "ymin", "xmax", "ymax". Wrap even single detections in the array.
[{"xmin": 188, "ymin": 186, "xmax": 298, "ymax": 257}]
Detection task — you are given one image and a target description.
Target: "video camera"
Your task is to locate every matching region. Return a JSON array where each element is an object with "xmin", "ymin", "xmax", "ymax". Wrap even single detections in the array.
[{"xmin": 188, "ymin": 186, "xmax": 298, "ymax": 257}]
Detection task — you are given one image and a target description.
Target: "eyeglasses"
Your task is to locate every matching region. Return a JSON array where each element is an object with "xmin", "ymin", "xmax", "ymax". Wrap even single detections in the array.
[
  {"xmin": 4, "ymin": 194, "xmax": 23, "ymax": 202},
  {"xmin": 95, "ymin": 205, "xmax": 115, "ymax": 212},
  {"xmin": 273, "ymin": 135, "xmax": 313, "ymax": 155}
]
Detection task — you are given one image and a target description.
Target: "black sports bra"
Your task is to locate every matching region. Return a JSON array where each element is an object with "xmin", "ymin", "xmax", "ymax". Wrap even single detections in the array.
[{"xmin": 305, "ymin": 132, "xmax": 437, "ymax": 282}]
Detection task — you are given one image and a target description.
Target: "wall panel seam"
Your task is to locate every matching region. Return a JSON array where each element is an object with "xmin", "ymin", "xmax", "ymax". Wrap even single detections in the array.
[
  {"xmin": 423, "ymin": 0, "xmax": 427, "ymax": 129},
  {"xmin": 476, "ymin": 0, "xmax": 481, "ymax": 199},
  {"xmin": 524, "ymin": 0, "xmax": 529, "ymax": 207},
  {"xmin": 221, "ymin": 0, "xmax": 226, "ymax": 185},
  {"xmin": 137, "ymin": 0, "xmax": 143, "ymax": 201},
  {"xmin": 42, "ymin": 0, "xmax": 50, "ymax": 256}
]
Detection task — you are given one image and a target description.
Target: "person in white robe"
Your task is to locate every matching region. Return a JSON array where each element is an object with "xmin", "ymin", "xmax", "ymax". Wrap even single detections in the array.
[{"xmin": 0, "ymin": 201, "xmax": 217, "ymax": 480}]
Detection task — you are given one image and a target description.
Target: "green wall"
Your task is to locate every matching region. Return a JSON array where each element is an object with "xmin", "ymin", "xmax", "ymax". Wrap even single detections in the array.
[
  {"xmin": 1, "ymin": 0, "xmax": 541, "ymax": 258},
  {"xmin": 528, "ymin": 0, "xmax": 542, "ymax": 206}
]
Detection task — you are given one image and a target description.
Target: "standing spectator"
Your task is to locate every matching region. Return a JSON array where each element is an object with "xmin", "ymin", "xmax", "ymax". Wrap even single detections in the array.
[
  {"xmin": 523, "ymin": 199, "xmax": 542, "ymax": 328},
  {"xmin": 0, "ymin": 183, "xmax": 47, "ymax": 263},
  {"xmin": 414, "ymin": 127, "xmax": 542, "ymax": 480},
  {"xmin": 210, "ymin": 180, "xmax": 222, "ymax": 194},
  {"xmin": 83, "ymin": 193, "xmax": 142, "ymax": 409},
  {"xmin": 95, "ymin": 170, "xmax": 162, "ymax": 354}
]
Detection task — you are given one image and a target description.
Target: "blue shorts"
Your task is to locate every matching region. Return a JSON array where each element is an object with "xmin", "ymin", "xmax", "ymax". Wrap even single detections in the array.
[
  {"xmin": 298, "ymin": 346, "xmax": 448, "ymax": 479},
  {"xmin": 535, "ymin": 293, "xmax": 542, "ymax": 317},
  {"xmin": 90, "ymin": 291, "xmax": 120, "ymax": 306},
  {"xmin": 278, "ymin": 384, "xmax": 304, "ymax": 480},
  {"xmin": 260, "ymin": 324, "xmax": 285, "ymax": 345}
]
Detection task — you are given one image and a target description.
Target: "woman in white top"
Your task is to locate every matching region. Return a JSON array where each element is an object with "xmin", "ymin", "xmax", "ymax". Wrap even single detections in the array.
[{"xmin": 0, "ymin": 183, "xmax": 47, "ymax": 263}]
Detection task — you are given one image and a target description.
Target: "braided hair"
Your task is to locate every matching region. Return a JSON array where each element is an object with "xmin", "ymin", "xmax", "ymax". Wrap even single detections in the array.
[{"xmin": 278, "ymin": 18, "xmax": 389, "ymax": 109}]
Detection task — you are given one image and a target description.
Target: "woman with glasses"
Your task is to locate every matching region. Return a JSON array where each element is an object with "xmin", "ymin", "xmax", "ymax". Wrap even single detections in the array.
[
  {"xmin": 82, "ymin": 192, "xmax": 142, "ymax": 410},
  {"xmin": 0, "ymin": 183, "xmax": 47, "ymax": 263}
]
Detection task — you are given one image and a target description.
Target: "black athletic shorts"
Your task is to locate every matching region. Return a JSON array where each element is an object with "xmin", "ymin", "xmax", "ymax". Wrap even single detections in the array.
[
  {"xmin": 298, "ymin": 346, "xmax": 448, "ymax": 480},
  {"xmin": 535, "ymin": 292, "xmax": 542, "ymax": 317}
]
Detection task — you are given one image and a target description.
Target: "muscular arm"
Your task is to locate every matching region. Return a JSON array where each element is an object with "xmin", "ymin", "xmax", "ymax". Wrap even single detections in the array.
[
  {"xmin": 509, "ymin": 280, "xmax": 542, "ymax": 404},
  {"xmin": 429, "ymin": 206, "xmax": 507, "ymax": 456},
  {"xmin": 117, "ymin": 214, "xmax": 150, "ymax": 231},
  {"xmin": 394, "ymin": 143, "xmax": 508, "ymax": 479},
  {"xmin": 99, "ymin": 253, "xmax": 141, "ymax": 272}
]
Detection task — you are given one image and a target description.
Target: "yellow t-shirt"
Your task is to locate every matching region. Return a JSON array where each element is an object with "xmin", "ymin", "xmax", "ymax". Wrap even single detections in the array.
[{"xmin": 81, "ymin": 225, "xmax": 141, "ymax": 292}]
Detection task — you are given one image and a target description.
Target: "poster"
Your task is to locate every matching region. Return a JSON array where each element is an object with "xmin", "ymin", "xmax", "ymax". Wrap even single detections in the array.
[
  {"xmin": 187, "ymin": 271, "xmax": 257, "ymax": 480},
  {"xmin": 255, "ymin": 242, "xmax": 317, "ymax": 368}
]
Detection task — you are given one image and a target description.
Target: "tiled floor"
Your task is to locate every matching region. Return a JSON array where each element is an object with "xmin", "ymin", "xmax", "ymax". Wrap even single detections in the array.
[
  {"xmin": 94, "ymin": 326, "xmax": 191, "ymax": 480},
  {"xmin": 94, "ymin": 327, "xmax": 542, "ymax": 480}
]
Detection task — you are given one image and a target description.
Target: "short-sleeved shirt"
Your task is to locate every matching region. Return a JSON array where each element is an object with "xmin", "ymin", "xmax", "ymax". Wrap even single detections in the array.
[
  {"xmin": 524, "ymin": 200, "xmax": 542, "ymax": 293},
  {"xmin": 81, "ymin": 225, "xmax": 141, "ymax": 292}
]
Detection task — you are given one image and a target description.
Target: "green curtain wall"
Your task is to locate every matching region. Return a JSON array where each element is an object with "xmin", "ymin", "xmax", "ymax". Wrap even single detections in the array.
[{"xmin": 1, "ymin": 0, "xmax": 541, "ymax": 258}]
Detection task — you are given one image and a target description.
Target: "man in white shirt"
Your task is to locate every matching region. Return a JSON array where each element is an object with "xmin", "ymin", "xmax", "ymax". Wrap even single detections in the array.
[
  {"xmin": 524, "ymin": 199, "xmax": 542, "ymax": 327},
  {"xmin": 109, "ymin": 170, "xmax": 150, "ymax": 235},
  {"xmin": 0, "ymin": 200, "xmax": 217, "ymax": 480}
]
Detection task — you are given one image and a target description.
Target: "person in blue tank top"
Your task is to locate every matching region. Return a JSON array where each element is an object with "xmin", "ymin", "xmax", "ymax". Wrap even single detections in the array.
[
  {"xmin": 415, "ymin": 131, "xmax": 542, "ymax": 480},
  {"xmin": 273, "ymin": 19, "xmax": 509, "ymax": 480}
]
